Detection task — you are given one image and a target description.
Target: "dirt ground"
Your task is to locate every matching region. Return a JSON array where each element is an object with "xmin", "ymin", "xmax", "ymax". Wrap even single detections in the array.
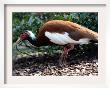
[{"xmin": 12, "ymin": 44, "xmax": 98, "ymax": 76}]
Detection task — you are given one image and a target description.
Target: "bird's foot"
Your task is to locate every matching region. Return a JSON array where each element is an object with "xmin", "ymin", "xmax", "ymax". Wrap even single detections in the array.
[
  {"xmin": 59, "ymin": 50, "xmax": 68, "ymax": 67},
  {"xmin": 59, "ymin": 43, "xmax": 74, "ymax": 67}
]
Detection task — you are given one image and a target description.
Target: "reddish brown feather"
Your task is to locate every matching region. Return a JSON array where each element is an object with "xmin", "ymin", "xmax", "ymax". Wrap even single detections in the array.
[{"xmin": 36, "ymin": 20, "xmax": 98, "ymax": 46}]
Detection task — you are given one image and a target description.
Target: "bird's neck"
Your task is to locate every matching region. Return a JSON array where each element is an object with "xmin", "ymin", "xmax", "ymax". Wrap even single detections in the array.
[
  {"xmin": 26, "ymin": 32, "xmax": 39, "ymax": 46},
  {"xmin": 27, "ymin": 37, "xmax": 37, "ymax": 46}
]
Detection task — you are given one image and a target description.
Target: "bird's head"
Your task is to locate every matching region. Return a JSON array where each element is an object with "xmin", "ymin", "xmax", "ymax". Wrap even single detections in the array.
[{"xmin": 15, "ymin": 30, "xmax": 37, "ymax": 46}]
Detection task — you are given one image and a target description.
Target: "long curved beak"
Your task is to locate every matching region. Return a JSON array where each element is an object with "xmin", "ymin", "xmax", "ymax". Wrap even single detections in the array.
[
  {"xmin": 13, "ymin": 37, "xmax": 22, "ymax": 48},
  {"xmin": 15, "ymin": 37, "xmax": 22, "ymax": 45}
]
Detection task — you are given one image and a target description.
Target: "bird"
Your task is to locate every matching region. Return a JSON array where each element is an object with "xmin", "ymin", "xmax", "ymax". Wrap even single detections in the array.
[{"xmin": 15, "ymin": 20, "xmax": 98, "ymax": 66}]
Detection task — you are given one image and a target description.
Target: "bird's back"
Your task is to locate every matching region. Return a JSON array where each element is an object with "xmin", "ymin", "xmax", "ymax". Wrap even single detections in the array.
[{"xmin": 37, "ymin": 20, "xmax": 98, "ymax": 46}]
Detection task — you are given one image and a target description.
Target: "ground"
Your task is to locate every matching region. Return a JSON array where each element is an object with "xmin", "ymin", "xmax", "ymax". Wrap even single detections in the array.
[{"xmin": 12, "ymin": 44, "xmax": 98, "ymax": 76}]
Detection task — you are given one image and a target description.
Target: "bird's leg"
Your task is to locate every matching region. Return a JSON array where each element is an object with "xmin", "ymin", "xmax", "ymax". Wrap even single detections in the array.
[{"xmin": 59, "ymin": 43, "xmax": 74, "ymax": 66}]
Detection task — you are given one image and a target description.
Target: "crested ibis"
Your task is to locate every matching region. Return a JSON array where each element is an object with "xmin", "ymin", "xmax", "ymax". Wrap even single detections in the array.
[{"xmin": 15, "ymin": 20, "xmax": 98, "ymax": 66}]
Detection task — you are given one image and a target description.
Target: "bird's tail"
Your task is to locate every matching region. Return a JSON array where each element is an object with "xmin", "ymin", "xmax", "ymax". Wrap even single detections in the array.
[
  {"xmin": 82, "ymin": 28, "xmax": 98, "ymax": 43},
  {"xmin": 87, "ymin": 31, "xmax": 98, "ymax": 44},
  {"xmin": 76, "ymin": 38, "xmax": 98, "ymax": 45},
  {"xmin": 90, "ymin": 40, "xmax": 98, "ymax": 43},
  {"xmin": 77, "ymin": 38, "xmax": 90, "ymax": 45}
]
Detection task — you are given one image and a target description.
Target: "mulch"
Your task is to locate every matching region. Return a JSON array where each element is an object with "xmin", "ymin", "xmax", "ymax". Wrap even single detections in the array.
[{"xmin": 12, "ymin": 44, "xmax": 98, "ymax": 76}]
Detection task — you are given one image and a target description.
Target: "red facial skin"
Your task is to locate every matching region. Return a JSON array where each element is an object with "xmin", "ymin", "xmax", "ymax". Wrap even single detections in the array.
[{"xmin": 20, "ymin": 33, "xmax": 28, "ymax": 40}]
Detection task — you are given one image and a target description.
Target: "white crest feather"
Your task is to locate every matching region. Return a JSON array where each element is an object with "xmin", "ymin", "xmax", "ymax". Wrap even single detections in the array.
[{"xmin": 26, "ymin": 30, "xmax": 36, "ymax": 39}]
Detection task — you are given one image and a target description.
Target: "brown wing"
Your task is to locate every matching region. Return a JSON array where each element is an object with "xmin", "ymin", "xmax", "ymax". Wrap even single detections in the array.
[{"xmin": 37, "ymin": 20, "xmax": 98, "ymax": 46}]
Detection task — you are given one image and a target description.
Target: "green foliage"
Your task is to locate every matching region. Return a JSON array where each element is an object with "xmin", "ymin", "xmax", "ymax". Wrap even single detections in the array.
[
  {"xmin": 12, "ymin": 12, "xmax": 98, "ymax": 42},
  {"xmin": 12, "ymin": 12, "xmax": 98, "ymax": 56}
]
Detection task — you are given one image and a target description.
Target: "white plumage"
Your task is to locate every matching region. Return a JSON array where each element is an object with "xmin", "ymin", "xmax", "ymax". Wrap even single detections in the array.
[
  {"xmin": 45, "ymin": 31, "xmax": 90, "ymax": 45},
  {"xmin": 26, "ymin": 30, "xmax": 36, "ymax": 39}
]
